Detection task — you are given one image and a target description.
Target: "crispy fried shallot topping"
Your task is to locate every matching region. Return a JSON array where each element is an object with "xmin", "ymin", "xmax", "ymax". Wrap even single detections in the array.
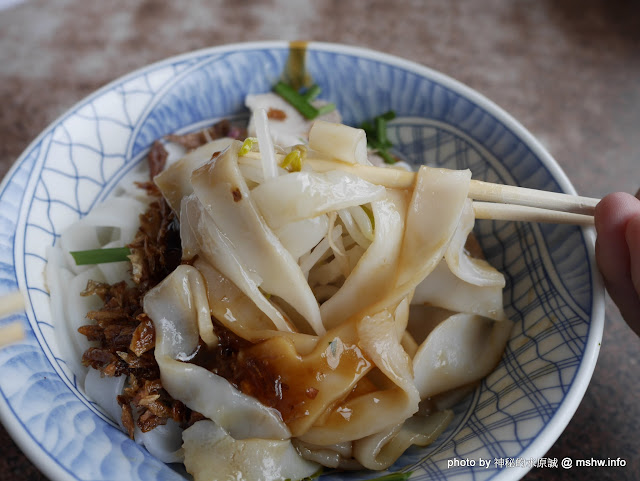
[
  {"xmin": 77, "ymin": 146, "xmax": 187, "ymax": 438},
  {"xmin": 165, "ymin": 119, "xmax": 247, "ymax": 151}
]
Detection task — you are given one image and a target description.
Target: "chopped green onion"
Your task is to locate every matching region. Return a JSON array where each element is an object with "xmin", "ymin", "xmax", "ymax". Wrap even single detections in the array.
[
  {"xmin": 379, "ymin": 110, "xmax": 396, "ymax": 122},
  {"xmin": 273, "ymin": 81, "xmax": 318, "ymax": 119},
  {"xmin": 239, "ymin": 137, "xmax": 258, "ymax": 156},
  {"xmin": 273, "ymin": 81, "xmax": 335, "ymax": 120},
  {"xmin": 361, "ymin": 110, "xmax": 397, "ymax": 164},
  {"xmin": 375, "ymin": 148, "xmax": 396, "ymax": 165},
  {"xmin": 70, "ymin": 247, "xmax": 131, "ymax": 266},
  {"xmin": 376, "ymin": 116, "xmax": 388, "ymax": 146},
  {"xmin": 301, "ymin": 84, "xmax": 321, "ymax": 101},
  {"xmin": 315, "ymin": 103, "xmax": 336, "ymax": 117},
  {"xmin": 361, "ymin": 120, "xmax": 375, "ymax": 138}
]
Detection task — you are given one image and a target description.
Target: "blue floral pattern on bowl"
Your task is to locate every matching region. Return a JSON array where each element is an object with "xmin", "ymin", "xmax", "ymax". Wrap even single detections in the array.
[{"xmin": 0, "ymin": 42, "xmax": 603, "ymax": 481}]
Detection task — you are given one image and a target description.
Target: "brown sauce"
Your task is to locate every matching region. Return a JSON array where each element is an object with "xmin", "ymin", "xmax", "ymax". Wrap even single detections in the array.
[
  {"xmin": 188, "ymin": 320, "xmax": 370, "ymax": 429},
  {"xmin": 189, "ymin": 321, "xmax": 288, "ymax": 411}
]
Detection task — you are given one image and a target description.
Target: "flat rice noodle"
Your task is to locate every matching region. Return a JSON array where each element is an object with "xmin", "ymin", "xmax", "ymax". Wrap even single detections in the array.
[
  {"xmin": 194, "ymin": 259, "xmax": 318, "ymax": 355},
  {"xmin": 352, "ymin": 410, "xmax": 453, "ymax": 470},
  {"xmin": 84, "ymin": 367, "xmax": 126, "ymax": 428},
  {"xmin": 300, "ymin": 307, "xmax": 420, "ymax": 446},
  {"xmin": 412, "ymin": 259, "xmax": 506, "ymax": 321},
  {"xmin": 180, "ymin": 195, "xmax": 293, "ymax": 333},
  {"xmin": 59, "ymin": 195, "xmax": 148, "ymax": 276},
  {"xmin": 190, "ymin": 142, "xmax": 325, "ymax": 335},
  {"xmin": 144, "ymin": 265, "xmax": 290, "ymax": 440},
  {"xmin": 96, "ymin": 239, "xmax": 134, "ymax": 285},
  {"xmin": 243, "ymin": 318, "xmax": 372, "ymax": 437},
  {"xmin": 47, "ymin": 249, "xmax": 104, "ymax": 383},
  {"xmin": 319, "ymin": 190, "xmax": 408, "ymax": 330},
  {"xmin": 251, "ymin": 170, "xmax": 385, "ymax": 230},
  {"xmin": 73, "ymin": 196, "xmax": 149, "ymax": 244},
  {"xmin": 293, "ymin": 440, "xmax": 357, "ymax": 470},
  {"xmin": 135, "ymin": 419, "xmax": 184, "ymax": 464},
  {"xmin": 299, "ymin": 225, "xmax": 343, "ymax": 279},
  {"xmin": 154, "ymin": 137, "xmax": 234, "ymax": 215},
  {"xmin": 395, "ymin": 166, "xmax": 472, "ymax": 290},
  {"xmin": 412, "ymin": 312, "xmax": 512, "ymax": 399},
  {"xmin": 182, "ymin": 420, "xmax": 318, "ymax": 481},
  {"xmin": 275, "ymin": 215, "xmax": 329, "ymax": 260},
  {"xmin": 445, "ymin": 199, "xmax": 505, "ymax": 287},
  {"xmin": 308, "ymin": 120, "xmax": 369, "ymax": 165}
]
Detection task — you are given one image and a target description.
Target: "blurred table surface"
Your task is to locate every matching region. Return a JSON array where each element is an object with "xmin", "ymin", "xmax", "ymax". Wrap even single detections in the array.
[{"xmin": 1, "ymin": 0, "xmax": 639, "ymax": 480}]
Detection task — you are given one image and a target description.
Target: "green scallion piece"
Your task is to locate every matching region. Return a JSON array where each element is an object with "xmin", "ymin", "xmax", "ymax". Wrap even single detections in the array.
[
  {"xmin": 273, "ymin": 81, "xmax": 336, "ymax": 120},
  {"xmin": 302, "ymin": 84, "xmax": 321, "ymax": 101},
  {"xmin": 361, "ymin": 110, "xmax": 397, "ymax": 164},
  {"xmin": 376, "ymin": 116, "xmax": 388, "ymax": 146},
  {"xmin": 361, "ymin": 120, "xmax": 375, "ymax": 138},
  {"xmin": 379, "ymin": 110, "xmax": 396, "ymax": 121},
  {"xmin": 377, "ymin": 148, "xmax": 397, "ymax": 164},
  {"xmin": 70, "ymin": 247, "xmax": 131, "ymax": 266},
  {"xmin": 274, "ymin": 81, "xmax": 319, "ymax": 119},
  {"xmin": 315, "ymin": 103, "xmax": 336, "ymax": 116}
]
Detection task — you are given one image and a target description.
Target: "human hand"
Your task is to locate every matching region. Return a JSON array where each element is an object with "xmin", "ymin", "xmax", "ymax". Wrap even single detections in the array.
[{"xmin": 594, "ymin": 191, "xmax": 640, "ymax": 336}]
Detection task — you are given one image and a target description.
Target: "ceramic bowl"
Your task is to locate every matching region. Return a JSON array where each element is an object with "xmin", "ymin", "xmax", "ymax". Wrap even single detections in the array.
[{"xmin": 0, "ymin": 41, "xmax": 604, "ymax": 481}]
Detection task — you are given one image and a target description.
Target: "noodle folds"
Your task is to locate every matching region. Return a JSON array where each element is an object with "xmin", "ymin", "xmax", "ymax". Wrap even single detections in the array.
[
  {"xmin": 53, "ymin": 112, "xmax": 513, "ymax": 480},
  {"xmin": 142, "ymin": 116, "xmax": 513, "ymax": 478}
]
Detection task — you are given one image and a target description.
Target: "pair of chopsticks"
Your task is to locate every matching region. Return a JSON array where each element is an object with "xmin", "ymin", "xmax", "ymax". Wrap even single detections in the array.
[
  {"xmin": 0, "ymin": 291, "xmax": 26, "ymax": 348},
  {"xmin": 240, "ymin": 153, "xmax": 598, "ymax": 226}
]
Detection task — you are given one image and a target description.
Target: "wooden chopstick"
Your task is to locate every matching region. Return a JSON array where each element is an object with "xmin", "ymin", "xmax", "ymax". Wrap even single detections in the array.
[
  {"xmin": 473, "ymin": 202, "xmax": 594, "ymax": 226},
  {"xmin": 240, "ymin": 153, "xmax": 599, "ymax": 225},
  {"xmin": 0, "ymin": 291, "xmax": 25, "ymax": 348},
  {"xmin": 468, "ymin": 180, "xmax": 597, "ymax": 216}
]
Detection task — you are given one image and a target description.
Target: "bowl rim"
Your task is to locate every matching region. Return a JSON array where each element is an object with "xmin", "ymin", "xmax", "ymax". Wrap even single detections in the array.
[{"xmin": 0, "ymin": 40, "xmax": 605, "ymax": 481}]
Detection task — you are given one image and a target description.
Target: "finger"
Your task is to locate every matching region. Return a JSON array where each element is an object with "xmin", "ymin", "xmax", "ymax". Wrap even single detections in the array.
[
  {"xmin": 594, "ymin": 192, "xmax": 640, "ymax": 334},
  {"xmin": 626, "ymin": 214, "xmax": 640, "ymax": 313}
]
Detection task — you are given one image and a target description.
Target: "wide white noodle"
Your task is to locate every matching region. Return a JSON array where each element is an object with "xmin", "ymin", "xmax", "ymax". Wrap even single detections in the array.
[
  {"xmin": 413, "ymin": 312, "xmax": 512, "ymax": 399},
  {"xmin": 412, "ymin": 259, "xmax": 506, "ymax": 321},
  {"xmin": 51, "ymin": 115, "xmax": 514, "ymax": 477},
  {"xmin": 251, "ymin": 170, "xmax": 385, "ymax": 230},
  {"xmin": 144, "ymin": 265, "xmax": 291, "ymax": 441},
  {"xmin": 154, "ymin": 137, "xmax": 235, "ymax": 215},
  {"xmin": 180, "ymin": 194, "xmax": 294, "ymax": 333},
  {"xmin": 183, "ymin": 420, "xmax": 318, "ymax": 481},
  {"xmin": 187, "ymin": 141, "xmax": 324, "ymax": 335},
  {"xmin": 445, "ymin": 199, "xmax": 505, "ymax": 287},
  {"xmin": 308, "ymin": 120, "xmax": 370, "ymax": 165}
]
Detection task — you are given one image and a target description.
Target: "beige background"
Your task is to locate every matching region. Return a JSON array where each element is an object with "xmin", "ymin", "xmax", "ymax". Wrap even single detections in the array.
[{"xmin": 1, "ymin": 1, "xmax": 638, "ymax": 479}]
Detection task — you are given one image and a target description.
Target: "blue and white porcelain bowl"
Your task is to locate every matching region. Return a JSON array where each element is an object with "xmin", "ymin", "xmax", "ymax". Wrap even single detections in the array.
[{"xmin": 0, "ymin": 41, "xmax": 604, "ymax": 481}]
